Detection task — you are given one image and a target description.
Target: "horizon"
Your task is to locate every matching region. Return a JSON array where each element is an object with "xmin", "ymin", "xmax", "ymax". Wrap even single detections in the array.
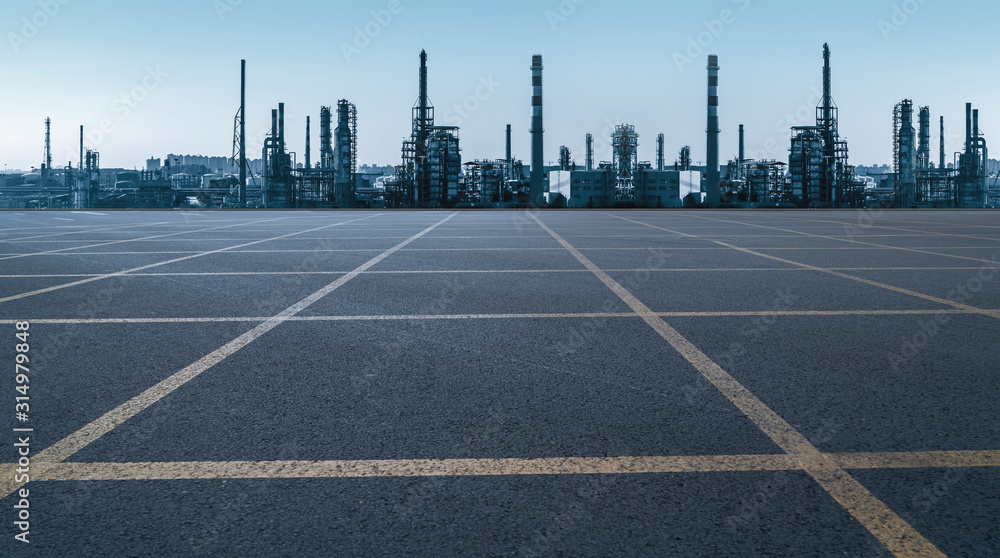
[{"xmin": 2, "ymin": 0, "xmax": 998, "ymax": 172}]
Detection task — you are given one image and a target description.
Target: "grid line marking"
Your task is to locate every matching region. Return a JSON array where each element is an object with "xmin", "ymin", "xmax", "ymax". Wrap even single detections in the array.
[
  {"xmin": 532, "ymin": 213, "xmax": 945, "ymax": 558},
  {"xmin": 0, "ymin": 213, "xmax": 459, "ymax": 502}
]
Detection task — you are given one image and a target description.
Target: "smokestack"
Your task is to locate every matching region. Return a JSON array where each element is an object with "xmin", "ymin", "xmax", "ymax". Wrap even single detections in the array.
[
  {"xmin": 305, "ymin": 115, "xmax": 311, "ymax": 169},
  {"xmin": 79, "ymin": 125, "xmax": 84, "ymax": 173},
  {"xmin": 239, "ymin": 59, "xmax": 247, "ymax": 205},
  {"xmin": 419, "ymin": 50, "xmax": 429, "ymax": 122},
  {"xmin": 585, "ymin": 133, "xmax": 594, "ymax": 171},
  {"xmin": 822, "ymin": 44, "xmax": 833, "ymax": 126},
  {"xmin": 973, "ymin": 109, "xmax": 980, "ymax": 142},
  {"xmin": 271, "ymin": 109, "xmax": 278, "ymax": 144},
  {"xmin": 966, "ymin": 103, "xmax": 973, "ymax": 153},
  {"xmin": 530, "ymin": 54, "xmax": 544, "ymax": 206},
  {"xmin": 44, "ymin": 117, "xmax": 52, "ymax": 171},
  {"xmin": 656, "ymin": 133, "xmax": 665, "ymax": 171},
  {"xmin": 940, "ymin": 116, "xmax": 946, "ymax": 169},
  {"xmin": 738, "ymin": 124, "xmax": 745, "ymax": 163},
  {"xmin": 506, "ymin": 124, "xmax": 512, "ymax": 162},
  {"xmin": 706, "ymin": 55, "xmax": 721, "ymax": 207},
  {"xmin": 278, "ymin": 102, "xmax": 285, "ymax": 151}
]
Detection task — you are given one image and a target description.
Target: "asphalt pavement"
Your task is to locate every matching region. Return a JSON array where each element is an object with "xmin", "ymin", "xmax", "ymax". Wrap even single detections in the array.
[{"xmin": 1, "ymin": 209, "xmax": 998, "ymax": 557}]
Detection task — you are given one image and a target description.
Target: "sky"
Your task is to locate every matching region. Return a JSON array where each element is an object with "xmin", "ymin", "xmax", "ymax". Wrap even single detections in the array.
[{"xmin": 1, "ymin": 0, "xmax": 998, "ymax": 172}]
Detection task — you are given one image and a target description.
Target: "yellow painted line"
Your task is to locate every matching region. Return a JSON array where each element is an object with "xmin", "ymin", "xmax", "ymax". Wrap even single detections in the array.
[
  {"xmin": 535, "ymin": 214, "xmax": 945, "ymax": 558},
  {"xmin": 606, "ymin": 214, "xmax": 1000, "ymax": 321},
  {"xmin": 0, "ymin": 215, "xmax": 379, "ymax": 304},
  {"xmin": 0, "ymin": 213, "xmax": 459, "ymax": 502},
  {"xmin": 833, "ymin": 450, "xmax": 1000, "ymax": 470},
  {"xmin": 3, "ymin": 309, "xmax": 982, "ymax": 326},
  {"xmin": 33, "ymin": 454, "xmax": 803, "ymax": 481},
  {"xmin": 14, "ymin": 449, "xmax": 1000, "ymax": 482}
]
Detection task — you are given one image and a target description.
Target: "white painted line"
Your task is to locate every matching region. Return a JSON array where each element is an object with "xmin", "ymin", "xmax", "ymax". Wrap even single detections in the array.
[
  {"xmin": 0, "ymin": 217, "xmax": 290, "ymax": 261},
  {"xmin": 0, "ymin": 215, "xmax": 375, "ymax": 303},
  {"xmin": 71, "ymin": 211, "xmax": 109, "ymax": 216}
]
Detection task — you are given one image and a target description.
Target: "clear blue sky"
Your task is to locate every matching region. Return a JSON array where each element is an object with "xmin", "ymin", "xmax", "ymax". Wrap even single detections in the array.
[{"xmin": 2, "ymin": 0, "xmax": 997, "ymax": 171}]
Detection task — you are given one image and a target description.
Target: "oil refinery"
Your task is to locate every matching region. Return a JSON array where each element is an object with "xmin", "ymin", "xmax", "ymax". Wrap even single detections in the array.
[{"xmin": 2, "ymin": 44, "xmax": 997, "ymax": 211}]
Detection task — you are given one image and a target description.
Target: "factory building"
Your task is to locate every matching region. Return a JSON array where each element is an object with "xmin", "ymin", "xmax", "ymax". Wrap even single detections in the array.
[{"xmin": 562, "ymin": 124, "xmax": 701, "ymax": 208}]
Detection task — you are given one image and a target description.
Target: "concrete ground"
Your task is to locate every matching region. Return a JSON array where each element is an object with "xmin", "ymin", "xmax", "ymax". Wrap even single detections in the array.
[{"xmin": 1, "ymin": 209, "xmax": 998, "ymax": 557}]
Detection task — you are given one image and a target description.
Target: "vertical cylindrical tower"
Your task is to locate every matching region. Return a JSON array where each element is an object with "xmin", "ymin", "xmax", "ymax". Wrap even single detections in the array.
[
  {"xmin": 530, "ymin": 54, "xmax": 544, "ymax": 206},
  {"xmin": 320, "ymin": 106, "xmax": 333, "ymax": 169},
  {"xmin": 656, "ymin": 133, "xmax": 665, "ymax": 171},
  {"xmin": 278, "ymin": 103, "xmax": 285, "ymax": 151},
  {"xmin": 305, "ymin": 116, "xmax": 311, "ymax": 169},
  {"xmin": 939, "ymin": 116, "xmax": 946, "ymax": 169},
  {"xmin": 918, "ymin": 106, "xmax": 931, "ymax": 169},
  {"xmin": 706, "ymin": 55, "xmax": 721, "ymax": 207},
  {"xmin": 506, "ymin": 124, "xmax": 512, "ymax": 162},
  {"xmin": 585, "ymin": 133, "xmax": 594, "ymax": 171},
  {"xmin": 966, "ymin": 103, "xmax": 973, "ymax": 153}
]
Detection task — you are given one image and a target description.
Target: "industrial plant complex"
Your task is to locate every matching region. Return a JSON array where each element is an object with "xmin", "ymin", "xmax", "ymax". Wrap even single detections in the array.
[{"xmin": 1, "ymin": 44, "xmax": 997, "ymax": 210}]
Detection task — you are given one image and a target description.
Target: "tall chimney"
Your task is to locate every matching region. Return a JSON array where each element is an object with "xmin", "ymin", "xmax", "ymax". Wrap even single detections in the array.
[
  {"xmin": 966, "ymin": 103, "xmax": 973, "ymax": 153},
  {"xmin": 79, "ymin": 125, "xmax": 84, "ymax": 173},
  {"xmin": 44, "ymin": 117, "xmax": 52, "ymax": 171},
  {"xmin": 973, "ymin": 109, "xmax": 980, "ymax": 142},
  {"xmin": 706, "ymin": 55, "xmax": 721, "ymax": 207},
  {"xmin": 506, "ymin": 124, "xmax": 512, "ymax": 162},
  {"xmin": 239, "ymin": 59, "xmax": 247, "ymax": 205},
  {"xmin": 530, "ymin": 55, "xmax": 545, "ymax": 207},
  {"xmin": 585, "ymin": 133, "xmax": 594, "ymax": 171},
  {"xmin": 305, "ymin": 115, "xmax": 311, "ymax": 169},
  {"xmin": 656, "ymin": 133, "xmax": 665, "ymax": 171},
  {"xmin": 278, "ymin": 102, "xmax": 285, "ymax": 151},
  {"xmin": 940, "ymin": 116, "xmax": 946, "ymax": 169}
]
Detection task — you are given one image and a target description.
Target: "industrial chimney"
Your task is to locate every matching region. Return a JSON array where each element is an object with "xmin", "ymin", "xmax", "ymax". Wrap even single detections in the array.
[
  {"xmin": 705, "ymin": 55, "xmax": 721, "ymax": 207},
  {"xmin": 586, "ymin": 133, "xmax": 594, "ymax": 171},
  {"xmin": 656, "ymin": 134, "xmax": 665, "ymax": 171},
  {"xmin": 506, "ymin": 124, "xmax": 512, "ymax": 163},
  {"xmin": 738, "ymin": 124, "xmax": 745, "ymax": 179},
  {"xmin": 530, "ymin": 54, "xmax": 545, "ymax": 207}
]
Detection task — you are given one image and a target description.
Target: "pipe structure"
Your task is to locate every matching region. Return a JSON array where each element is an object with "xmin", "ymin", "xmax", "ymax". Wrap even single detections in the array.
[
  {"xmin": 585, "ymin": 133, "xmax": 594, "ymax": 171},
  {"xmin": 705, "ymin": 55, "xmax": 721, "ymax": 207},
  {"xmin": 530, "ymin": 54, "xmax": 545, "ymax": 206},
  {"xmin": 271, "ymin": 109, "xmax": 278, "ymax": 145},
  {"xmin": 239, "ymin": 59, "xmax": 247, "ymax": 205}
]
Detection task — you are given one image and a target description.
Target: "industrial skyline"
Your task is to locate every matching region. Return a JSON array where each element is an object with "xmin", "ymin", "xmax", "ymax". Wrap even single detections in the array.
[{"xmin": 2, "ymin": 0, "xmax": 999, "ymax": 172}]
